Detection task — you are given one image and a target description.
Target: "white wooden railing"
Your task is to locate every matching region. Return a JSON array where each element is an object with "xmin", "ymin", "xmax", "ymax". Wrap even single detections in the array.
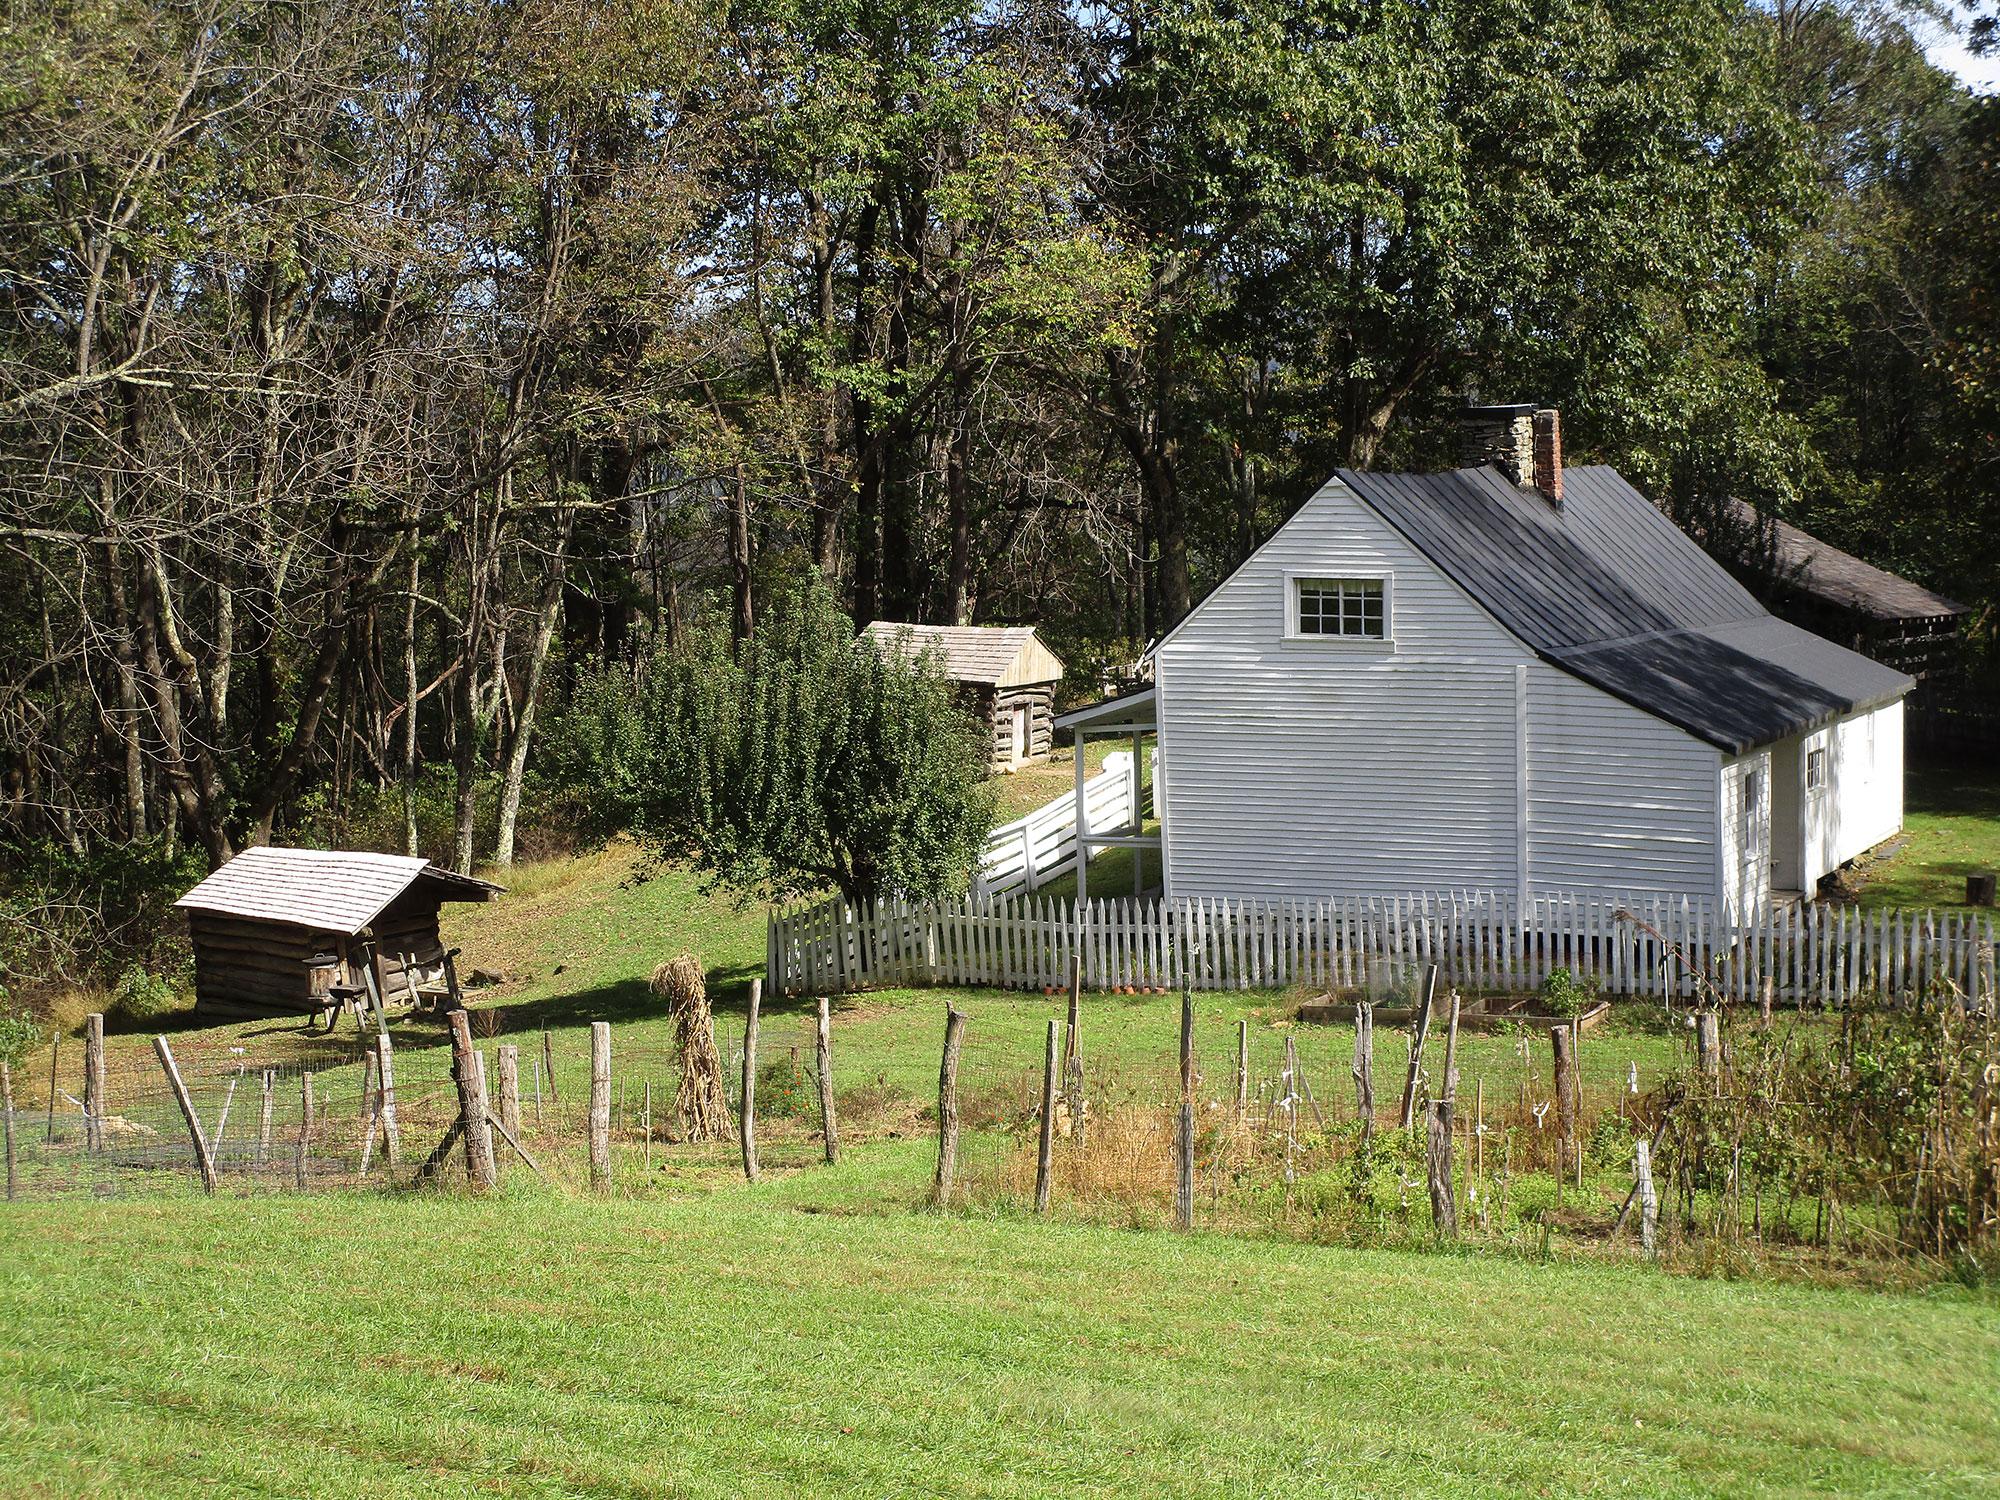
[
  {"xmin": 973, "ymin": 750, "xmax": 1148, "ymax": 898},
  {"xmin": 768, "ymin": 888, "xmax": 1997, "ymax": 1004}
]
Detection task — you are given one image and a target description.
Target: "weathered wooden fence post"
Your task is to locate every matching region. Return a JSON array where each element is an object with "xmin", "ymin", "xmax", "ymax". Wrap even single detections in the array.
[
  {"xmin": 295, "ymin": 1071, "xmax": 314, "ymax": 1190},
  {"xmin": 1695, "ymin": 1010, "xmax": 1721, "ymax": 1080},
  {"xmin": 83, "ymin": 1012, "xmax": 105, "ymax": 1153},
  {"xmin": 1353, "ymin": 1000, "xmax": 1375, "ymax": 1149},
  {"xmin": 1064, "ymin": 959, "xmax": 1086, "ymax": 1152},
  {"xmin": 815, "ymin": 996, "xmax": 839, "ymax": 1166},
  {"xmin": 933, "ymin": 1006, "xmax": 966, "ymax": 1207},
  {"xmin": 1397, "ymin": 964, "xmax": 1439, "ymax": 1130},
  {"xmin": 1174, "ymin": 984, "xmax": 1195, "ymax": 1230},
  {"xmin": 256, "ymin": 1069, "xmax": 274, "ymax": 1165},
  {"xmin": 375, "ymin": 1032, "xmax": 400, "ymax": 1170},
  {"xmin": 1235, "ymin": 1019, "xmax": 1249, "ymax": 1119},
  {"xmin": 1427, "ymin": 993, "xmax": 1462, "ymax": 1238},
  {"xmin": 1634, "ymin": 1137, "xmax": 1659, "ymax": 1256},
  {"xmin": 1035, "ymin": 1018, "xmax": 1059, "ymax": 1213},
  {"xmin": 496, "ymin": 1044, "xmax": 521, "ymax": 1148},
  {"xmin": 1551, "ymin": 1023, "xmax": 1578, "ymax": 1183},
  {"xmin": 1, "ymin": 1059, "xmax": 16, "ymax": 1201},
  {"xmin": 740, "ymin": 979, "xmax": 762, "ymax": 1184},
  {"xmin": 588, "ymin": 1021, "xmax": 611, "ymax": 1194},
  {"xmin": 448, "ymin": 1008, "xmax": 498, "ymax": 1191},
  {"xmin": 153, "ymin": 1036, "xmax": 217, "ymax": 1195}
]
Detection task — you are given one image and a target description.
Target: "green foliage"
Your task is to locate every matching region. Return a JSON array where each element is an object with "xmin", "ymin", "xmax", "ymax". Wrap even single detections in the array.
[
  {"xmin": 558, "ymin": 572, "xmax": 993, "ymax": 903},
  {"xmin": 0, "ymin": 1008, "xmax": 42, "ymax": 1068},
  {"xmin": 109, "ymin": 966, "xmax": 184, "ymax": 1027},
  {"xmin": 1538, "ymin": 967, "xmax": 1598, "ymax": 1020},
  {"xmin": 0, "ymin": 837, "xmax": 205, "ymax": 989},
  {"xmin": 755, "ymin": 1053, "xmax": 818, "ymax": 1121}
]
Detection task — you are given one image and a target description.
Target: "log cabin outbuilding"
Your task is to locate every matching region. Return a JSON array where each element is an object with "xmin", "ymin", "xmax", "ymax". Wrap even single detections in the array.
[
  {"xmin": 174, "ymin": 847, "xmax": 501, "ymax": 1021},
  {"xmin": 1055, "ymin": 405, "xmax": 1913, "ymax": 920},
  {"xmin": 861, "ymin": 622, "xmax": 1066, "ymax": 772}
]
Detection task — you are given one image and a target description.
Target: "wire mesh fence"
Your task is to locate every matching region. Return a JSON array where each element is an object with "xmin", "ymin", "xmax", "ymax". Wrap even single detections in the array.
[{"xmin": 5, "ymin": 976, "xmax": 1991, "ymax": 1272}]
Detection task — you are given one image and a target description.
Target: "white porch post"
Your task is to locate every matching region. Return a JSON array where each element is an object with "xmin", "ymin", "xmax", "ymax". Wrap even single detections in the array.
[
  {"xmin": 1074, "ymin": 729, "xmax": 1089, "ymax": 905},
  {"xmin": 1130, "ymin": 730, "xmax": 1144, "ymax": 895}
]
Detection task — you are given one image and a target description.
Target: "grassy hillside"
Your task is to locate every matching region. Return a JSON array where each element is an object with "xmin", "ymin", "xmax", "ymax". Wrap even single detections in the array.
[
  {"xmin": 1, "ymin": 1178, "xmax": 1995, "ymax": 1498},
  {"xmin": 55, "ymin": 840, "xmax": 1691, "ymax": 1123}
]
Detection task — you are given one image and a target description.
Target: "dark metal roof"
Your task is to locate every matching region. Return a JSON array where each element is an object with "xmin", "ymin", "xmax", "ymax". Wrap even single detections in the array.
[{"xmin": 1336, "ymin": 465, "xmax": 1915, "ymax": 755}]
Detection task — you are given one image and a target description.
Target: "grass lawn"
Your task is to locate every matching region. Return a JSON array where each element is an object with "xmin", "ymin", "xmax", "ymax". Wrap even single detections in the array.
[
  {"xmin": 1852, "ymin": 758, "xmax": 2000, "ymax": 913},
  {"xmin": 986, "ymin": 739, "xmax": 1120, "ymax": 823},
  {"xmin": 1, "ymin": 1175, "xmax": 1995, "ymax": 1498}
]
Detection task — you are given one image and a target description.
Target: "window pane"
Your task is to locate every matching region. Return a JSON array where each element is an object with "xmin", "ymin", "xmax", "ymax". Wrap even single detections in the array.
[{"xmin": 1296, "ymin": 578, "xmax": 1386, "ymax": 638}]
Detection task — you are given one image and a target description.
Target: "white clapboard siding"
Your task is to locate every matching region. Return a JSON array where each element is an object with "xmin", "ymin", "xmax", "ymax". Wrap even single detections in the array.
[
  {"xmin": 1153, "ymin": 477, "xmax": 1527, "ymax": 900},
  {"xmin": 973, "ymin": 750, "xmax": 1151, "ymax": 898},
  {"xmin": 769, "ymin": 889, "xmax": 1997, "ymax": 1006},
  {"xmin": 1524, "ymin": 665, "xmax": 1720, "ymax": 898}
]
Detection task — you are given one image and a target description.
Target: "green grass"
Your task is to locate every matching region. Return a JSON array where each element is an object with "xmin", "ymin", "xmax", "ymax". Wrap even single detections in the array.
[
  {"xmin": 1853, "ymin": 759, "xmax": 2000, "ymax": 913},
  {"xmin": 8, "ymin": 844, "xmax": 1995, "ymax": 1495},
  {"xmin": 0, "ymin": 1178, "xmax": 1994, "ymax": 1497}
]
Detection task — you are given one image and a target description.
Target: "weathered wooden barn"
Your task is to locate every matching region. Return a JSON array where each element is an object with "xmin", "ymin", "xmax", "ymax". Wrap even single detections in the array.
[
  {"xmin": 862, "ymin": 622, "xmax": 1066, "ymax": 772},
  {"xmin": 1057, "ymin": 404, "xmax": 1913, "ymax": 917},
  {"xmin": 1708, "ymin": 499, "xmax": 1968, "ymax": 687},
  {"xmin": 174, "ymin": 847, "xmax": 501, "ymax": 1021}
]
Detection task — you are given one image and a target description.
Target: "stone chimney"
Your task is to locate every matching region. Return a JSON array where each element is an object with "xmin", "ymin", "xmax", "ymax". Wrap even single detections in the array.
[
  {"xmin": 1460, "ymin": 401, "xmax": 1563, "ymax": 507},
  {"xmin": 1459, "ymin": 402, "xmax": 1536, "ymax": 487}
]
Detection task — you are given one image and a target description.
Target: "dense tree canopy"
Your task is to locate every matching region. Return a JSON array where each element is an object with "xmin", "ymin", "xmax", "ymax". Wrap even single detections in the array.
[{"xmin": 0, "ymin": 0, "xmax": 1993, "ymax": 979}]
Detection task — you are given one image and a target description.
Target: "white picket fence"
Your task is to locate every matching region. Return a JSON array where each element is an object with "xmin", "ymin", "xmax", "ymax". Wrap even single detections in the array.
[
  {"xmin": 768, "ymin": 888, "xmax": 1998, "ymax": 1004},
  {"xmin": 972, "ymin": 750, "xmax": 1146, "ymax": 898}
]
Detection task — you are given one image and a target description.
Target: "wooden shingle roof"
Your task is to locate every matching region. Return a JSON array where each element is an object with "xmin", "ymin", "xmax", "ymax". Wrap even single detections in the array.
[
  {"xmin": 174, "ymin": 847, "xmax": 500, "ymax": 935},
  {"xmin": 1726, "ymin": 501, "xmax": 1968, "ymax": 624},
  {"xmin": 861, "ymin": 622, "xmax": 1064, "ymax": 687}
]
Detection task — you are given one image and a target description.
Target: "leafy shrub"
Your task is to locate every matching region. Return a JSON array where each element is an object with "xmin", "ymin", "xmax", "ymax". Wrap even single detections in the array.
[
  {"xmin": 109, "ymin": 965, "xmax": 184, "ymax": 1026},
  {"xmin": 548, "ymin": 571, "xmax": 993, "ymax": 904},
  {"xmin": 0, "ymin": 1008, "xmax": 43, "ymax": 1067},
  {"xmin": 755, "ymin": 1053, "xmax": 819, "ymax": 1121},
  {"xmin": 1538, "ymin": 966, "xmax": 1597, "ymax": 1019}
]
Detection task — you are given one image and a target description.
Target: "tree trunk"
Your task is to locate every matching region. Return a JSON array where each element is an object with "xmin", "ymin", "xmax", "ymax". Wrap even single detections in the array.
[{"xmin": 492, "ymin": 510, "xmax": 572, "ymax": 868}]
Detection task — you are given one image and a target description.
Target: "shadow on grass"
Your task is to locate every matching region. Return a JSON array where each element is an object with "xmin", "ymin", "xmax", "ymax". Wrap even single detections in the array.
[
  {"xmin": 474, "ymin": 955, "xmax": 798, "ymax": 1037},
  {"xmin": 1907, "ymin": 757, "xmax": 2000, "ymax": 820}
]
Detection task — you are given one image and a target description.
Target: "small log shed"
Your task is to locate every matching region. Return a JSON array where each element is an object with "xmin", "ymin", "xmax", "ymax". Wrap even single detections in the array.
[
  {"xmin": 861, "ymin": 622, "xmax": 1066, "ymax": 772},
  {"xmin": 174, "ymin": 847, "xmax": 502, "ymax": 1022}
]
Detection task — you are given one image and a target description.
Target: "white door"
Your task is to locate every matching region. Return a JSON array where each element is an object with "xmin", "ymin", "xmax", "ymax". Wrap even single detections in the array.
[
  {"xmin": 1009, "ymin": 705, "xmax": 1029, "ymax": 765},
  {"xmin": 1742, "ymin": 765, "xmax": 1766, "ymax": 901}
]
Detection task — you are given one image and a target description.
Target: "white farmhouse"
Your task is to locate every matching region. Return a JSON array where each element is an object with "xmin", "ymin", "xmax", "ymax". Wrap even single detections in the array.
[{"xmin": 1057, "ymin": 406, "xmax": 1911, "ymax": 920}]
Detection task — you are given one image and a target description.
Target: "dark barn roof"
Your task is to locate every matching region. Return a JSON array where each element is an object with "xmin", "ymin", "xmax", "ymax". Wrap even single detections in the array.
[
  {"xmin": 1723, "ymin": 500, "xmax": 1969, "ymax": 625},
  {"xmin": 1336, "ymin": 465, "xmax": 1913, "ymax": 756}
]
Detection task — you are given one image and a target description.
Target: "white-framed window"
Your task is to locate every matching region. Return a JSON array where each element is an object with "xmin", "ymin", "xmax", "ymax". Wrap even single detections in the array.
[
  {"xmin": 1292, "ymin": 576, "xmax": 1386, "ymax": 639},
  {"xmin": 1805, "ymin": 746, "xmax": 1827, "ymax": 792}
]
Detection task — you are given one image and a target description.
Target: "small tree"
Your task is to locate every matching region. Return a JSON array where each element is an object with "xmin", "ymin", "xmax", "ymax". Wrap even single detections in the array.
[{"xmin": 583, "ymin": 575, "xmax": 992, "ymax": 905}]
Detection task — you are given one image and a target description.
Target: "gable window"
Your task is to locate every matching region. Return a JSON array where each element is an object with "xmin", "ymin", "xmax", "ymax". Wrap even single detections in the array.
[
  {"xmin": 1295, "ymin": 578, "xmax": 1385, "ymax": 639},
  {"xmin": 1806, "ymin": 747, "xmax": 1827, "ymax": 792}
]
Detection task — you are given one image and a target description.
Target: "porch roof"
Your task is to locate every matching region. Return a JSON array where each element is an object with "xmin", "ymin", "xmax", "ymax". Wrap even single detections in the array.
[{"xmin": 1053, "ymin": 686, "xmax": 1156, "ymax": 734}]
